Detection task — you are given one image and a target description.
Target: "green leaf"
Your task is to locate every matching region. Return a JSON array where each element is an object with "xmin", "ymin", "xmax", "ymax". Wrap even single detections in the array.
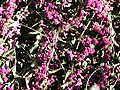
[
  {"xmin": 11, "ymin": 64, "xmax": 16, "ymax": 76},
  {"xmin": 82, "ymin": 61, "xmax": 88, "ymax": 69},
  {"xmin": 90, "ymin": 44, "xmax": 95, "ymax": 48},
  {"xmin": 36, "ymin": 34, "xmax": 43, "ymax": 40},
  {"xmin": 29, "ymin": 32, "xmax": 40, "ymax": 35},
  {"xmin": 71, "ymin": 38, "xmax": 76, "ymax": 44},
  {"xmin": 30, "ymin": 40, "xmax": 39, "ymax": 53},
  {"xmin": 112, "ymin": 37, "xmax": 119, "ymax": 47},
  {"xmin": 49, "ymin": 68, "xmax": 62, "ymax": 74},
  {"xmin": 25, "ymin": 74, "xmax": 32, "ymax": 89},
  {"xmin": 0, "ymin": 76, "xmax": 3, "ymax": 83},
  {"xmin": 100, "ymin": 63, "xmax": 104, "ymax": 67},
  {"xmin": 63, "ymin": 70, "xmax": 71, "ymax": 84},
  {"xmin": 3, "ymin": 49, "xmax": 14, "ymax": 57}
]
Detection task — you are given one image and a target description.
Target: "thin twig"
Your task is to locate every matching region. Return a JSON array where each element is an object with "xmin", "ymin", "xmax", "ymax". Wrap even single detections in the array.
[
  {"xmin": 85, "ymin": 68, "xmax": 100, "ymax": 90},
  {"xmin": 76, "ymin": 13, "xmax": 95, "ymax": 50}
]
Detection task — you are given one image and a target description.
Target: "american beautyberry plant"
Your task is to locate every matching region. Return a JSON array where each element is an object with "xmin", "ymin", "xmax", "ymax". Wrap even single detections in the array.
[{"xmin": 0, "ymin": 0, "xmax": 120, "ymax": 90}]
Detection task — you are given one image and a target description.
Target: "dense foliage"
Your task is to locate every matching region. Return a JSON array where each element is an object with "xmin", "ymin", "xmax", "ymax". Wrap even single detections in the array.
[{"xmin": 0, "ymin": 0, "xmax": 120, "ymax": 90}]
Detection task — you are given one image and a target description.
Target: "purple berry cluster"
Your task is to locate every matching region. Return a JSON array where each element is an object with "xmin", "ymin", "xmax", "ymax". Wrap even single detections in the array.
[{"xmin": 0, "ymin": 0, "xmax": 119, "ymax": 90}]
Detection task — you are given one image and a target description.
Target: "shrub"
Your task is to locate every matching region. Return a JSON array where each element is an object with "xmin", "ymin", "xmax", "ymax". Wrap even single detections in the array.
[{"xmin": 0, "ymin": 0, "xmax": 119, "ymax": 90}]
